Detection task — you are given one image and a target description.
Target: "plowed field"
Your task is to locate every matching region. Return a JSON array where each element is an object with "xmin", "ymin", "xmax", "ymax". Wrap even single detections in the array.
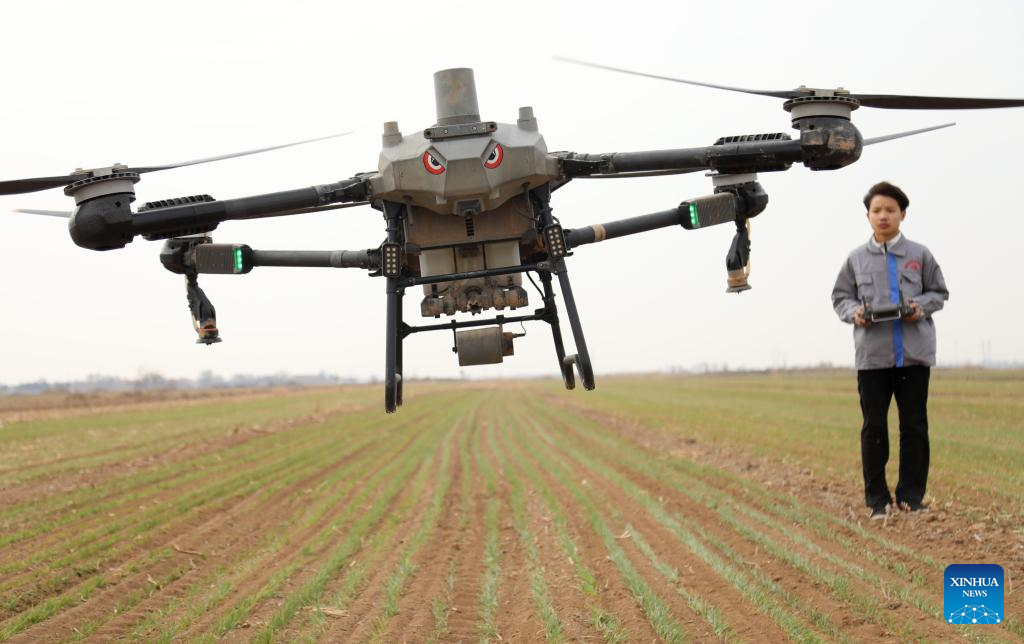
[{"xmin": 1, "ymin": 371, "xmax": 1021, "ymax": 643}]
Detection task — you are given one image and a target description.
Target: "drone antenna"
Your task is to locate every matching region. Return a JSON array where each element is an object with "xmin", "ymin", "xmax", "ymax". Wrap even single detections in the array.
[{"xmin": 434, "ymin": 68, "xmax": 481, "ymax": 126}]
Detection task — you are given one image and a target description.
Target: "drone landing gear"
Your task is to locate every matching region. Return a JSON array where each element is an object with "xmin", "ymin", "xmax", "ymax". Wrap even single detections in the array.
[
  {"xmin": 383, "ymin": 202, "xmax": 407, "ymax": 414},
  {"xmin": 537, "ymin": 269, "xmax": 594, "ymax": 391},
  {"xmin": 530, "ymin": 184, "xmax": 594, "ymax": 392},
  {"xmin": 383, "ymin": 268, "xmax": 594, "ymax": 411},
  {"xmin": 556, "ymin": 271, "xmax": 595, "ymax": 391},
  {"xmin": 384, "ymin": 287, "xmax": 405, "ymax": 414},
  {"xmin": 379, "ymin": 190, "xmax": 596, "ymax": 413}
]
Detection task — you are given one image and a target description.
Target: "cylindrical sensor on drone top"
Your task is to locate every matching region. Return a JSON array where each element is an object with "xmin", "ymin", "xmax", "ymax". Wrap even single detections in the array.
[
  {"xmin": 193, "ymin": 243, "xmax": 254, "ymax": 274},
  {"xmin": 680, "ymin": 192, "xmax": 738, "ymax": 230}
]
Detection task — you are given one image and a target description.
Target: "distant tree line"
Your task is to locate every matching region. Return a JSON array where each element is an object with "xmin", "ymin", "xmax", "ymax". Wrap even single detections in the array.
[
  {"xmin": 4, "ymin": 361, "xmax": 1019, "ymax": 396},
  {"xmin": 0, "ymin": 370, "xmax": 362, "ymax": 395}
]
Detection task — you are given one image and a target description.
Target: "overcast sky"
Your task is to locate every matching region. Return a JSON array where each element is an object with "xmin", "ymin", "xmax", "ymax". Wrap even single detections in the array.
[{"xmin": 1, "ymin": 1, "xmax": 1022, "ymax": 384}]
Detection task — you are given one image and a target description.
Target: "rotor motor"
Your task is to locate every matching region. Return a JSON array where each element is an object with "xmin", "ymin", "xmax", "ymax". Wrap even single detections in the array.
[
  {"xmin": 784, "ymin": 92, "xmax": 864, "ymax": 170},
  {"xmin": 65, "ymin": 167, "xmax": 139, "ymax": 251}
]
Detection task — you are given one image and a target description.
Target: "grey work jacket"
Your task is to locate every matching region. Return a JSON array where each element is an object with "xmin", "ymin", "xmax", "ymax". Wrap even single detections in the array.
[{"xmin": 832, "ymin": 235, "xmax": 949, "ymax": 370}]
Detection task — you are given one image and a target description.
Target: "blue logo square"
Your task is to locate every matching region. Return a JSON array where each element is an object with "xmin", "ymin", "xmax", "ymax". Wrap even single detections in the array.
[{"xmin": 944, "ymin": 564, "xmax": 1004, "ymax": 625}]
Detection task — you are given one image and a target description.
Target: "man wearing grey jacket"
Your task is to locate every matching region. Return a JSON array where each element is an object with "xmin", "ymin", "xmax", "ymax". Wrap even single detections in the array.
[{"xmin": 832, "ymin": 181, "xmax": 949, "ymax": 520}]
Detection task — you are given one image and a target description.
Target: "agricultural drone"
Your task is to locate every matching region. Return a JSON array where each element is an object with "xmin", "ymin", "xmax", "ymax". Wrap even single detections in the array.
[{"xmin": 4, "ymin": 60, "xmax": 1023, "ymax": 411}]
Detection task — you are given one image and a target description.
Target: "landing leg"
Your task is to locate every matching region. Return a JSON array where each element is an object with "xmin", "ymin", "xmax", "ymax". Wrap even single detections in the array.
[
  {"xmin": 384, "ymin": 286, "xmax": 400, "ymax": 413},
  {"xmin": 396, "ymin": 292, "xmax": 405, "ymax": 408},
  {"xmin": 530, "ymin": 184, "xmax": 596, "ymax": 391},
  {"xmin": 538, "ymin": 270, "xmax": 574, "ymax": 389},
  {"xmin": 383, "ymin": 201, "xmax": 405, "ymax": 413},
  {"xmin": 555, "ymin": 269, "xmax": 595, "ymax": 390}
]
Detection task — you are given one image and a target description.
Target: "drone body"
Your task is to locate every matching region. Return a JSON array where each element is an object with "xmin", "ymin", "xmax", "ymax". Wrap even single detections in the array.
[
  {"xmin": 373, "ymin": 68, "xmax": 557, "ymax": 322},
  {"xmin": 3, "ymin": 62, "xmax": 1021, "ymax": 411}
]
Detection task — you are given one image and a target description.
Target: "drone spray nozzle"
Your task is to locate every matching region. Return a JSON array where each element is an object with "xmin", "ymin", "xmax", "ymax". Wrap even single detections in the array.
[
  {"xmin": 433, "ymin": 68, "xmax": 481, "ymax": 126},
  {"xmin": 708, "ymin": 175, "xmax": 762, "ymax": 293},
  {"xmin": 725, "ymin": 218, "xmax": 752, "ymax": 293},
  {"xmin": 185, "ymin": 272, "xmax": 222, "ymax": 345}
]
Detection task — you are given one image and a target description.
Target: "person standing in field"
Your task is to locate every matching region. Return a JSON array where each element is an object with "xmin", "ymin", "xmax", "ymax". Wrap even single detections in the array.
[{"xmin": 832, "ymin": 181, "xmax": 949, "ymax": 520}]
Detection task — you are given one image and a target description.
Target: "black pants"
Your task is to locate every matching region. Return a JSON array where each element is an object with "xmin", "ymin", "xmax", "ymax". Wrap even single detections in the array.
[{"xmin": 857, "ymin": 366, "xmax": 931, "ymax": 508}]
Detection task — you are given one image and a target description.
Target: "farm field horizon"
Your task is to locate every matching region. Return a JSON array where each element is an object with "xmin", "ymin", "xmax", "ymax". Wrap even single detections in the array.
[{"xmin": 1, "ymin": 370, "xmax": 1021, "ymax": 642}]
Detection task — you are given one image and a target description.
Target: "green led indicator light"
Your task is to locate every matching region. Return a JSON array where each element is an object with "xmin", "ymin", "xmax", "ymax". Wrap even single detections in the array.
[
  {"xmin": 233, "ymin": 247, "xmax": 243, "ymax": 272},
  {"xmin": 688, "ymin": 203, "xmax": 700, "ymax": 228}
]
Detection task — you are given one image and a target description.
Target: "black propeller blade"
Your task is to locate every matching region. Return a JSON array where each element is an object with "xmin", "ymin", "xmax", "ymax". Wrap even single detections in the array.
[
  {"xmin": 555, "ymin": 57, "xmax": 1024, "ymax": 110},
  {"xmin": 0, "ymin": 132, "xmax": 350, "ymax": 197},
  {"xmin": 0, "ymin": 176, "xmax": 87, "ymax": 196},
  {"xmin": 854, "ymin": 95, "xmax": 1024, "ymax": 110}
]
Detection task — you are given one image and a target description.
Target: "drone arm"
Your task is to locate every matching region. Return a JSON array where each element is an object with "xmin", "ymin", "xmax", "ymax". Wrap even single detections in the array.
[
  {"xmin": 558, "ymin": 138, "xmax": 803, "ymax": 178},
  {"xmin": 564, "ymin": 208, "xmax": 684, "ymax": 247},
  {"xmin": 558, "ymin": 116, "xmax": 870, "ymax": 178},
  {"xmin": 71, "ymin": 176, "xmax": 370, "ymax": 250},
  {"xmin": 161, "ymin": 236, "xmax": 379, "ymax": 275},
  {"xmin": 191, "ymin": 245, "xmax": 378, "ymax": 273},
  {"xmin": 565, "ymin": 181, "xmax": 767, "ymax": 249},
  {"xmin": 610, "ymin": 139, "xmax": 802, "ymax": 174},
  {"xmin": 159, "ymin": 238, "xmax": 377, "ymax": 345},
  {"xmin": 134, "ymin": 177, "xmax": 369, "ymax": 234},
  {"xmin": 246, "ymin": 249, "xmax": 377, "ymax": 270}
]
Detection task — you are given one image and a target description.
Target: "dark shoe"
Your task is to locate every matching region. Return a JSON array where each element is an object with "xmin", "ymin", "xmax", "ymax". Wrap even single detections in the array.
[
  {"xmin": 869, "ymin": 504, "xmax": 889, "ymax": 520},
  {"xmin": 898, "ymin": 500, "xmax": 929, "ymax": 513}
]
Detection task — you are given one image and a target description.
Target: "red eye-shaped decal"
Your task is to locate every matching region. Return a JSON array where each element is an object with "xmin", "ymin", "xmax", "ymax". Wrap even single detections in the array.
[
  {"xmin": 483, "ymin": 144, "xmax": 503, "ymax": 169},
  {"xmin": 422, "ymin": 151, "xmax": 445, "ymax": 175}
]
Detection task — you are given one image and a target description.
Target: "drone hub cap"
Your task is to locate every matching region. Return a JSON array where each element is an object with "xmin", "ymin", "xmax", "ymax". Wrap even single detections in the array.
[
  {"xmin": 783, "ymin": 95, "xmax": 860, "ymax": 123},
  {"xmin": 63, "ymin": 171, "xmax": 140, "ymax": 204}
]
